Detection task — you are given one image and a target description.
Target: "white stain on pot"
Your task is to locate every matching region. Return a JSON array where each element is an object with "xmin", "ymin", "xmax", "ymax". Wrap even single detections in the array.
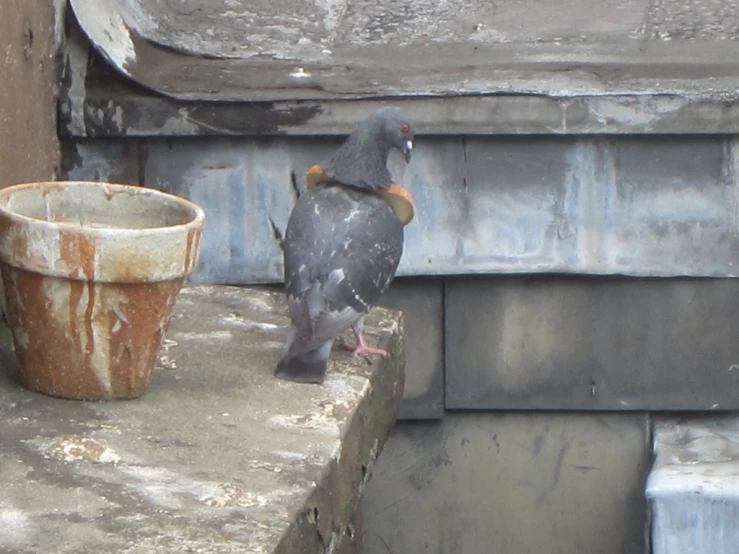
[
  {"xmin": 111, "ymin": 305, "xmax": 129, "ymax": 333},
  {"xmin": 36, "ymin": 277, "xmax": 136, "ymax": 396},
  {"xmin": 21, "ymin": 222, "xmax": 62, "ymax": 274},
  {"xmin": 5, "ymin": 272, "xmax": 28, "ymax": 349},
  {"xmin": 87, "ymin": 282, "xmax": 113, "ymax": 396}
]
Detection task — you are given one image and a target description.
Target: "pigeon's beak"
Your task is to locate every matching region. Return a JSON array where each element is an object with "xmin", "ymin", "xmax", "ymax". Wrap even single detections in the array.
[{"xmin": 403, "ymin": 140, "xmax": 413, "ymax": 163}]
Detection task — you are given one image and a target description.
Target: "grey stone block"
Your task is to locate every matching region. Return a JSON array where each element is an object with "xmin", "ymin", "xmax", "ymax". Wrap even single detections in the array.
[
  {"xmin": 362, "ymin": 413, "xmax": 649, "ymax": 554},
  {"xmin": 445, "ymin": 276, "xmax": 739, "ymax": 410},
  {"xmin": 648, "ymin": 415, "xmax": 739, "ymax": 554},
  {"xmin": 379, "ymin": 278, "xmax": 444, "ymax": 419}
]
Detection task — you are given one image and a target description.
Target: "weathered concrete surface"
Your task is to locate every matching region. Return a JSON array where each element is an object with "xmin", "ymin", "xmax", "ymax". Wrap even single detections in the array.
[
  {"xmin": 648, "ymin": 415, "xmax": 739, "ymax": 554},
  {"xmin": 0, "ymin": 286, "xmax": 404, "ymax": 553},
  {"xmin": 362, "ymin": 413, "xmax": 649, "ymax": 553},
  {"xmin": 0, "ymin": 0, "xmax": 63, "ymax": 188},
  {"xmin": 68, "ymin": 0, "xmax": 739, "ymax": 102}
]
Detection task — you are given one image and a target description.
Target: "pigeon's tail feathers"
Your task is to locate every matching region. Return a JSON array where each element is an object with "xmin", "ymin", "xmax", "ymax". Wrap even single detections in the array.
[{"xmin": 274, "ymin": 332, "xmax": 333, "ymax": 384}]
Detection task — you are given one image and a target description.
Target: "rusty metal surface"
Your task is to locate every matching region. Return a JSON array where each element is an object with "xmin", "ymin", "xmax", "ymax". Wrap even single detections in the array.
[
  {"xmin": 362, "ymin": 413, "xmax": 649, "ymax": 553},
  {"xmin": 68, "ymin": 0, "xmax": 739, "ymax": 102},
  {"xmin": 61, "ymin": 134, "xmax": 739, "ymax": 280},
  {"xmin": 445, "ymin": 276, "xmax": 739, "ymax": 411},
  {"xmin": 0, "ymin": 0, "xmax": 63, "ymax": 187},
  {"xmin": 0, "ymin": 182, "xmax": 204, "ymax": 400}
]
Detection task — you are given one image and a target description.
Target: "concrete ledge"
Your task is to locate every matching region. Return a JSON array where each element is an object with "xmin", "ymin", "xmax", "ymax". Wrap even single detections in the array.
[
  {"xmin": 0, "ymin": 285, "xmax": 404, "ymax": 553},
  {"xmin": 647, "ymin": 415, "xmax": 739, "ymax": 554}
]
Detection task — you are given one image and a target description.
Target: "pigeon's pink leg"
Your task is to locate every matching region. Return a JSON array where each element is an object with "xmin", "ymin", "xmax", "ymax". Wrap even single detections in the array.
[{"xmin": 340, "ymin": 326, "xmax": 388, "ymax": 357}]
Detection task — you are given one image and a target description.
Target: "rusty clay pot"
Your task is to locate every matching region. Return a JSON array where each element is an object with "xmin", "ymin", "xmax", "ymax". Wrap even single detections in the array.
[{"xmin": 0, "ymin": 181, "xmax": 205, "ymax": 400}]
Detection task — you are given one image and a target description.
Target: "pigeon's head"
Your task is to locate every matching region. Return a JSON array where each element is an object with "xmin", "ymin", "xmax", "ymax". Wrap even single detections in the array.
[{"xmin": 372, "ymin": 107, "xmax": 415, "ymax": 163}]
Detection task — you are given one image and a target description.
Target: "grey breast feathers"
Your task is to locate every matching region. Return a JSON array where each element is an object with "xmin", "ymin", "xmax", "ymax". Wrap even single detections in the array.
[{"xmin": 283, "ymin": 186, "xmax": 404, "ymax": 347}]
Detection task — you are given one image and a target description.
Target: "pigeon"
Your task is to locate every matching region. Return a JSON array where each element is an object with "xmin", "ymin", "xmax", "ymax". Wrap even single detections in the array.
[{"xmin": 275, "ymin": 107, "xmax": 415, "ymax": 383}]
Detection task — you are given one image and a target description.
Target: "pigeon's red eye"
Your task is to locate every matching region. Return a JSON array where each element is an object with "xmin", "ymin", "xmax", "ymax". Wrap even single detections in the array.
[{"xmin": 400, "ymin": 123, "xmax": 409, "ymax": 133}]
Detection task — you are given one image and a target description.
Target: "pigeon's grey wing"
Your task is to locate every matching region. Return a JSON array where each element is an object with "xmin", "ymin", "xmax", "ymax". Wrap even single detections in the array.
[{"xmin": 283, "ymin": 187, "xmax": 403, "ymax": 350}]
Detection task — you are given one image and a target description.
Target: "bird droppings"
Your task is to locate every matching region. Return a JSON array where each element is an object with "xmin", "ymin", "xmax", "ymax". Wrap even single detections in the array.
[
  {"xmin": 115, "ymin": 465, "xmax": 233, "ymax": 511},
  {"xmin": 322, "ymin": 372, "xmax": 371, "ymax": 407},
  {"xmin": 269, "ymin": 412, "xmax": 342, "ymax": 437},
  {"xmin": 44, "ymin": 436, "xmax": 121, "ymax": 464},
  {"xmin": 246, "ymin": 459, "xmax": 287, "ymax": 473},
  {"xmin": 219, "ymin": 313, "xmax": 280, "ymax": 330},
  {"xmin": 203, "ymin": 484, "xmax": 269, "ymax": 508},
  {"xmin": 161, "ymin": 338, "xmax": 178, "ymax": 350},
  {"xmin": 175, "ymin": 330, "xmax": 233, "ymax": 341},
  {"xmin": 158, "ymin": 354, "xmax": 177, "ymax": 369},
  {"xmin": 237, "ymin": 290, "xmax": 283, "ymax": 313}
]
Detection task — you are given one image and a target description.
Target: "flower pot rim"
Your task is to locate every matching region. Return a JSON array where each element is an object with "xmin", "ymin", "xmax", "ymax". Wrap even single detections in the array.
[
  {"xmin": 0, "ymin": 181, "xmax": 206, "ymax": 283},
  {"xmin": 0, "ymin": 181, "xmax": 205, "ymax": 236}
]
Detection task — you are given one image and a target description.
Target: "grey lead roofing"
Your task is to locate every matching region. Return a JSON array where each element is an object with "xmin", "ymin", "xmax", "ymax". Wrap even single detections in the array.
[{"xmin": 70, "ymin": 0, "xmax": 739, "ymax": 102}]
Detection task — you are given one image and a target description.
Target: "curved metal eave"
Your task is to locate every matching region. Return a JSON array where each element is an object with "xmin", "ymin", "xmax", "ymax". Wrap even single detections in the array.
[{"xmin": 69, "ymin": 0, "xmax": 739, "ymax": 104}]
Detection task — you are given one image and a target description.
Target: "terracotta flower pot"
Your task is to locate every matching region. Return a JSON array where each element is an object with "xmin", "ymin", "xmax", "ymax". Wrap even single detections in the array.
[{"xmin": 0, "ymin": 181, "xmax": 205, "ymax": 400}]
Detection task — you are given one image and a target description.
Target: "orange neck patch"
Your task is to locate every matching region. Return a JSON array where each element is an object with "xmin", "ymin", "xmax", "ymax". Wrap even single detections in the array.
[
  {"xmin": 305, "ymin": 165, "xmax": 328, "ymax": 191},
  {"xmin": 379, "ymin": 184, "xmax": 415, "ymax": 226},
  {"xmin": 304, "ymin": 166, "xmax": 414, "ymax": 225}
]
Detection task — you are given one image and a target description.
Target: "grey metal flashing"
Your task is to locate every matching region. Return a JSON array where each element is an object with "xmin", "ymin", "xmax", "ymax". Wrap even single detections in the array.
[{"xmin": 62, "ymin": 134, "xmax": 739, "ymax": 280}]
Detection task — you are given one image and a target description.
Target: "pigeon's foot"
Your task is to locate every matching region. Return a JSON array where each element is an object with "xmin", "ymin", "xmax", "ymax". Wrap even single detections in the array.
[{"xmin": 340, "ymin": 327, "xmax": 388, "ymax": 358}]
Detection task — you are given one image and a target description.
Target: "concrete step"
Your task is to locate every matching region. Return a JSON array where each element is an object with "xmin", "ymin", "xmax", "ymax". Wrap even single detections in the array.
[{"xmin": 647, "ymin": 415, "xmax": 739, "ymax": 554}]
